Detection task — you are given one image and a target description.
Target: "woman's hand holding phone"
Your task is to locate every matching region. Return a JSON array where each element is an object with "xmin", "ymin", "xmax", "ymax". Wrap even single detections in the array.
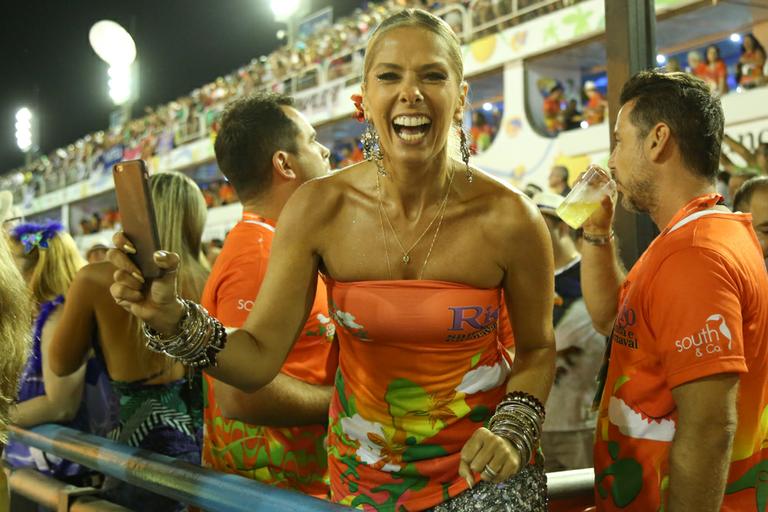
[{"xmin": 108, "ymin": 231, "xmax": 185, "ymax": 335}]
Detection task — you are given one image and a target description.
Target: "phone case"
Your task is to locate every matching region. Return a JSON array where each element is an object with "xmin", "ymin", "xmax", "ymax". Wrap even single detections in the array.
[{"xmin": 112, "ymin": 160, "xmax": 163, "ymax": 279}]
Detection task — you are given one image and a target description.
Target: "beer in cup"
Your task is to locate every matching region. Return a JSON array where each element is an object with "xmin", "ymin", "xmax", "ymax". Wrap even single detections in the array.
[{"xmin": 556, "ymin": 165, "xmax": 616, "ymax": 229}]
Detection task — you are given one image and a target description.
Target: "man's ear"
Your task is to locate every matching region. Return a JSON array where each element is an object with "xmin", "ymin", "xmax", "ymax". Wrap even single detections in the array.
[
  {"xmin": 272, "ymin": 150, "xmax": 297, "ymax": 180},
  {"xmin": 646, "ymin": 122, "xmax": 671, "ymax": 163}
]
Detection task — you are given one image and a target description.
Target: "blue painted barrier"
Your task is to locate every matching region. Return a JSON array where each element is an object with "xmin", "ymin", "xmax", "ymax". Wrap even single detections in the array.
[{"xmin": 8, "ymin": 424, "xmax": 351, "ymax": 512}]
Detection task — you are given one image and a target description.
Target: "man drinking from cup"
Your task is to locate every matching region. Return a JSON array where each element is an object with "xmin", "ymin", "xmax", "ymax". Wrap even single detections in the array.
[{"xmin": 575, "ymin": 70, "xmax": 768, "ymax": 511}]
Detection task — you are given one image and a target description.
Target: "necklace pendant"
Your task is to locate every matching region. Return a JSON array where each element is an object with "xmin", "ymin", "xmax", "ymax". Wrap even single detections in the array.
[{"xmin": 402, "ymin": 254, "xmax": 410, "ymax": 264}]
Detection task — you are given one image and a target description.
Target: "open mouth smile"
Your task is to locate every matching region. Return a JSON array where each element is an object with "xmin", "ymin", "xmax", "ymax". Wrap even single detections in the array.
[{"xmin": 392, "ymin": 115, "xmax": 432, "ymax": 143}]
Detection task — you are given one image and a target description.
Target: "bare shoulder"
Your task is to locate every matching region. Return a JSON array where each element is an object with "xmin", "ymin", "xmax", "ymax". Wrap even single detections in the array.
[
  {"xmin": 280, "ymin": 161, "xmax": 374, "ymax": 231},
  {"xmin": 462, "ymin": 166, "xmax": 544, "ymax": 236}
]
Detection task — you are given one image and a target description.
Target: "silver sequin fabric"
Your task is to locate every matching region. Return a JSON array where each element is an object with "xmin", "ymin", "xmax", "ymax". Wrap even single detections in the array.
[{"xmin": 429, "ymin": 461, "xmax": 548, "ymax": 512}]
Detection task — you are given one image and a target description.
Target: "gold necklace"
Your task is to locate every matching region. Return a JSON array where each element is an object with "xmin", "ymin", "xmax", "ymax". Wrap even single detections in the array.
[{"xmin": 376, "ymin": 170, "xmax": 454, "ymax": 278}]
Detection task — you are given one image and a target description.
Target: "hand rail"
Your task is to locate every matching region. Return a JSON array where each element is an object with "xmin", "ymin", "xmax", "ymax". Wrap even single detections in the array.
[
  {"xmin": 547, "ymin": 468, "xmax": 595, "ymax": 498},
  {"xmin": 8, "ymin": 424, "xmax": 350, "ymax": 512},
  {"xmin": 8, "ymin": 467, "xmax": 132, "ymax": 511}
]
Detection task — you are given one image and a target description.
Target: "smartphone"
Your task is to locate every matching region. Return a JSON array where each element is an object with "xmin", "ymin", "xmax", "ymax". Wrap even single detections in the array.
[{"xmin": 112, "ymin": 160, "xmax": 163, "ymax": 279}]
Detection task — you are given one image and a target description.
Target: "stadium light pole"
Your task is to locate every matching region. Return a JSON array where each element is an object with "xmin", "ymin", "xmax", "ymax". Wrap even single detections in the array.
[
  {"xmin": 15, "ymin": 107, "xmax": 34, "ymax": 165},
  {"xmin": 89, "ymin": 20, "xmax": 138, "ymax": 124},
  {"xmin": 270, "ymin": 0, "xmax": 302, "ymax": 47}
]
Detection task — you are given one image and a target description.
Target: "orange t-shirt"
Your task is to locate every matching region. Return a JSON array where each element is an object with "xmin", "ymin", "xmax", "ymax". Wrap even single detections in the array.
[
  {"xmin": 594, "ymin": 194, "xmax": 768, "ymax": 511},
  {"xmin": 200, "ymin": 213, "xmax": 338, "ymax": 498}
]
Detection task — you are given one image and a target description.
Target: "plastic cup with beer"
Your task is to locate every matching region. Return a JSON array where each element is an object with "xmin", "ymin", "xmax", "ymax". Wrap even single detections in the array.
[{"xmin": 556, "ymin": 165, "xmax": 616, "ymax": 229}]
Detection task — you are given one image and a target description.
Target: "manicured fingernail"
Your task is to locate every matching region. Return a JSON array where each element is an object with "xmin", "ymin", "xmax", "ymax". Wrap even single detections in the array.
[
  {"xmin": 154, "ymin": 250, "xmax": 167, "ymax": 259},
  {"xmin": 131, "ymin": 272, "xmax": 145, "ymax": 283},
  {"xmin": 466, "ymin": 475, "xmax": 474, "ymax": 489},
  {"xmin": 123, "ymin": 244, "xmax": 136, "ymax": 254}
]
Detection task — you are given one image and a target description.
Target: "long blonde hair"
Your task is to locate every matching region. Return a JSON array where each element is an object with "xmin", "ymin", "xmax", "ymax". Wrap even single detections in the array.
[
  {"xmin": 0, "ymin": 232, "xmax": 31, "ymax": 443},
  {"xmin": 10, "ymin": 223, "xmax": 84, "ymax": 304},
  {"xmin": 150, "ymin": 172, "xmax": 209, "ymax": 299}
]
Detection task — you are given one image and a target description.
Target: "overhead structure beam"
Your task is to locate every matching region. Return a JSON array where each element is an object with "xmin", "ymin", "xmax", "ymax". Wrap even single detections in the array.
[{"xmin": 605, "ymin": 0, "xmax": 659, "ymax": 268}]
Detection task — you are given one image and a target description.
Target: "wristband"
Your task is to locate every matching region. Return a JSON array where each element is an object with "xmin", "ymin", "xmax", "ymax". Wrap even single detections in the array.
[{"xmin": 582, "ymin": 230, "xmax": 614, "ymax": 246}]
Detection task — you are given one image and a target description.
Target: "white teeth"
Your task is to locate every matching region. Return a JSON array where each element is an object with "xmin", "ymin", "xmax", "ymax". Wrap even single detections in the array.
[
  {"xmin": 393, "ymin": 115, "xmax": 431, "ymax": 127},
  {"xmin": 398, "ymin": 131, "xmax": 427, "ymax": 141}
]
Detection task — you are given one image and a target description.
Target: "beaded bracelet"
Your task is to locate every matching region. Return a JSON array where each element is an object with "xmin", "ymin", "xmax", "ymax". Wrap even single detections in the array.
[
  {"xmin": 488, "ymin": 391, "xmax": 546, "ymax": 467},
  {"xmin": 142, "ymin": 299, "xmax": 228, "ymax": 368},
  {"xmin": 582, "ymin": 230, "xmax": 614, "ymax": 246}
]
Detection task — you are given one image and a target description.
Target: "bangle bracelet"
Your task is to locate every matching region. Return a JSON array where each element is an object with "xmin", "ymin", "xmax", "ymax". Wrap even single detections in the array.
[{"xmin": 582, "ymin": 230, "xmax": 614, "ymax": 246}]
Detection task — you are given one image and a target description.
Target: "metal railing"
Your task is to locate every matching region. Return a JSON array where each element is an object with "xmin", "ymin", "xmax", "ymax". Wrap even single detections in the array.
[
  {"xmin": 7, "ymin": 424, "xmax": 594, "ymax": 510},
  {"xmin": 7, "ymin": 467, "xmax": 131, "ymax": 511},
  {"xmin": 8, "ymin": 425, "xmax": 350, "ymax": 512}
]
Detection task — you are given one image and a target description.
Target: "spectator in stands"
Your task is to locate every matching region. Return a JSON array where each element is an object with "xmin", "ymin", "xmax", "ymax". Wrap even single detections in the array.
[
  {"xmin": 583, "ymin": 81, "xmax": 607, "ymax": 125},
  {"xmin": 583, "ymin": 70, "xmax": 768, "ymax": 511},
  {"xmin": 549, "ymin": 164, "xmax": 572, "ymax": 196},
  {"xmin": 533, "ymin": 192, "xmax": 604, "ymax": 472},
  {"xmin": 737, "ymin": 33, "xmax": 766, "ymax": 88},
  {"xmin": 218, "ymin": 180, "xmax": 237, "ymax": 204},
  {"xmin": 4, "ymin": 221, "xmax": 115, "ymax": 487},
  {"xmin": 49, "ymin": 172, "xmax": 208, "ymax": 512},
  {"xmin": 470, "ymin": 110, "xmax": 494, "ymax": 152},
  {"xmin": 0, "ymin": 195, "xmax": 31, "ymax": 512},
  {"xmin": 109, "ymin": 9, "xmax": 554, "ymax": 510},
  {"xmin": 701, "ymin": 44, "xmax": 729, "ymax": 96},
  {"xmin": 733, "ymin": 176, "xmax": 768, "ymax": 259},
  {"xmin": 85, "ymin": 243, "xmax": 109, "ymax": 264},
  {"xmin": 543, "ymin": 83, "xmax": 565, "ymax": 134},
  {"xmin": 686, "ymin": 50, "xmax": 705, "ymax": 77},
  {"xmin": 665, "ymin": 57, "xmax": 682, "ymax": 73},
  {"xmin": 561, "ymin": 98, "xmax": 583, "ymax": 130}
]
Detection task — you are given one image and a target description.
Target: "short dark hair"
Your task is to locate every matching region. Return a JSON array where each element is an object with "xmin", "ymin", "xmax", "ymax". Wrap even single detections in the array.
[
  {"xmin": 214, "ymin": 93, "xmax": 299, "ymax": 199},
  {"xmin": 733, "ymin": 176, "xmax": 768, "ymax": 212},
  {"xmin": 551, "ymin": 165, "xmax": 569, "ymax": 181},
  {"xmin": 619, "ymin": 71, "xmax": 724, "ymax": 180}
]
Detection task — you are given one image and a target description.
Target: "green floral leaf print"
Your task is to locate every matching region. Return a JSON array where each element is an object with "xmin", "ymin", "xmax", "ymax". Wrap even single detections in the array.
[
  {"xmin": 351, "ymin": 468, "xmax": 428, "ymax": 511},
  {"xmin": 613, "ymin": 375, "xmax": 631, "ymax": 393},
  {"xmin": 608, "ymin": 440, "xmax": 620, "ymax": 461},
  {"xmin": 596, "ymin": 456, "xmax": 644, "ymax": 508},
  {"xmin": 402, "ymin": 442, "xmax": 449, "ymax": 462},
  {"xmin": 725, "ymin": 460, "xmax": 768, "ymax": 512},
  {"xmin": 335, "ymin": 369, "xmax": 356, "ymax": 416},
  {"xmin": 470, "ymin": 351, "xmax": 483, "ymax": 368},
  {"xmin": 469, "ymin": 405, "xmax": 491, "ymax": 424},
  {"xmin": 386, "ymin": 379, "xmax": 466, "ymax": 438}
]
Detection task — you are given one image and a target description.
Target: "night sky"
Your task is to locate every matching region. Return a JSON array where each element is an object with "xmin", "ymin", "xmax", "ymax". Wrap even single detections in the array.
[{"xmin": 1, "ymin": 0, "xmax": 362, "ymax": 173}]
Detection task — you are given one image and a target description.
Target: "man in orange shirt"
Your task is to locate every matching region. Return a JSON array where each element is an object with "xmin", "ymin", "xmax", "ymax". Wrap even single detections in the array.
[
  {"xmin": 200, "ymin": 93, "xmax": 337, "ymax": 497},
  {"xmin": 580, "ymin": 71, "xmax": 768, "ymax": 511}
]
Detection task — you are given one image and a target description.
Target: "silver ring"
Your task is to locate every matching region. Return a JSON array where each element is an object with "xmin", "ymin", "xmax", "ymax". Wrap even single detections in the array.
[{"xmin": 482, "ymin": 465, "xmax": 498, "ymax": 478}]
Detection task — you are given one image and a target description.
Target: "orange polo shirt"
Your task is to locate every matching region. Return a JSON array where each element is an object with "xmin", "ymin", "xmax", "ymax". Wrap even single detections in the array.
[
  {"xmin": 594, "ymin": 194, "xmax": 768, "ymax": 511},
  {"xmin": 200, "ymin": 213, "xmax": 337, "ymax": 498}
]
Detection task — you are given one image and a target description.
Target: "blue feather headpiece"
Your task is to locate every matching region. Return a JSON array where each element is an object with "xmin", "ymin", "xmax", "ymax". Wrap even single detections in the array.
[{"xmin": 11, "ymin": 221, "xmax": 65, "ymax": 254}]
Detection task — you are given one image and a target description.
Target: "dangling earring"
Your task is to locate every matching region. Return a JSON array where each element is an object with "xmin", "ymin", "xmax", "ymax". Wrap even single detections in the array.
[
  {"xmin": 459, "ymin": 126, "xmax": 473, "ymax": 183},
  {"xmin": 361, "ymin": 121, "xmax": 386, "ymax": 176}
]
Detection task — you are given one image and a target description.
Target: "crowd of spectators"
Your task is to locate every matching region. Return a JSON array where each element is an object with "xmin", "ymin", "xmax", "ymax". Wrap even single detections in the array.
[
  {"xmin": 1, "ymin": 0, "xmax": 583, "ymax": 207},
  {"xmin": 540, "ymin": 32, "xmax": 767, "ymax": 136}
]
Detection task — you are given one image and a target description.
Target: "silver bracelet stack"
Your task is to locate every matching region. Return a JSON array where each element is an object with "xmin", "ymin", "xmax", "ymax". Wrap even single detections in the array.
[
  {"xmin": 488, "ymin": 391, "xmax": 546, "ymax": 467},
  {"xmin": 141, "ymin": 299, "xmax": 227, "ymax": 368}
]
